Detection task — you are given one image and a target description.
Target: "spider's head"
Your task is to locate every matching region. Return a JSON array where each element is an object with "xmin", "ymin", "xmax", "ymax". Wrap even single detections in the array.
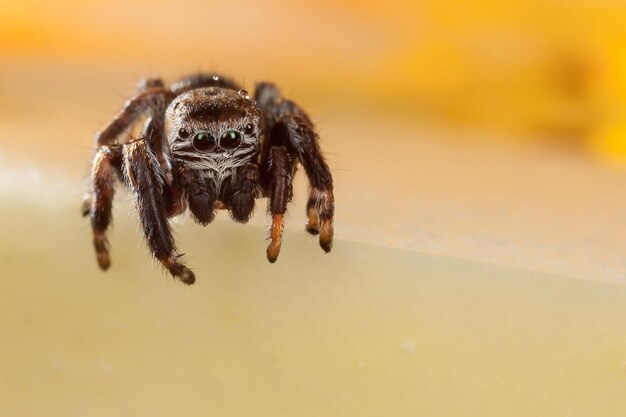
[{"xmin": 166, "ymin": 87, "xmax": 260, "ymax": 157}]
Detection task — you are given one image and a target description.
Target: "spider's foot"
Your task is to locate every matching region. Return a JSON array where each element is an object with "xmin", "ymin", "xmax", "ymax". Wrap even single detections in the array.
[
  {"xmin": 319, "ymin": 218, "xmax": 333, "ymax": 253},
  {"xmin": 266, "ymin": 242, "xmax": 281, "ymax": 263},
  {"xmin": 81, "ymin": 193, "xmax": 93, "ymax": 217},
  {"xmin": 305, "ymin": 207, "xmax": 320, "ymax": 235},
  {"xmin": 266, "ymin": 214, "xmax": 284, "ymax": 263},
  {"xmin": 306, "ymin": 187, "xmax": 334, "ymax": 251},
  {"xmin": 97, "ymin": 252, "xmax": 111, "ymax": 270},
  {"xmin": 93, "ymin": 231, "xmax": 111, "ymax": 270},
  {"xmin": 159, "ymin": 255, "xmax": 196, "ymax": 285}
]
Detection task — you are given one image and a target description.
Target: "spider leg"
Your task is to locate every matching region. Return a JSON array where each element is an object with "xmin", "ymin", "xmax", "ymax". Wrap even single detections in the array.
[
  {"xmin": 141, "ymin": 113, "xmax": 170, "ymax": 174},
  {"xmin": 122, "ymin": 139, "xmax": 195, "ymax": 284},
  {"xmin": 256, "ymin": 83, "xmax": 335, "ymax": 253},
  {"xmin": 279, "ymin": 114, "xmax": 334, "ymax": 251},
  {"xmin": 264, "ymin": 147, "xmax": 294, "ymax": 262},
  {"xmin": 87, "ymin": 145, "xmax": 123, "ymax": 270},
  {"xmin": 85, "ymin": 86, "xmax": 165, "ymax": 213},
  {"xmin": 96, "ymin": 87, "xmax": 168, "ymax": 147},
  {"xmin": 135, "ymin": 77, "xmax": 165, "ymax": 92}
]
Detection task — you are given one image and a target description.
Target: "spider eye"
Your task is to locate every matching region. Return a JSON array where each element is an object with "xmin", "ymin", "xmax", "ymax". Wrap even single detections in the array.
[
  {"xmin": 220, "ymin": 130, "xmax": 241, "ymax": 149},
  {"xmin": 178, "ymin": 127, "xmax": 190, "ymax": 139},
  {"xmin": 192, "ymin": 132, "xmax": 216, "ymax": 152},
  {"xmin": 244, "ymin": 123, "xmax": 255, "ymax": 135}
]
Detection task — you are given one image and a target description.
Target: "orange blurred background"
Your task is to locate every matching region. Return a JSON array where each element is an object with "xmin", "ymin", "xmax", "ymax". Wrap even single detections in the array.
[{"xmin": 2, "ymin": 0, "xmax": 626, "ymax": 163}]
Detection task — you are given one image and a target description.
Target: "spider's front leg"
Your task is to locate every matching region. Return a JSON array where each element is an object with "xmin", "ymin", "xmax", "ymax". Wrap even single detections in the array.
[
  {"xmin": 256, "ymin": 83, "xmax": 335, "ymax": 254},
  {"xmin": 263, "ymin": 147, "xmax": 294, "ymax": 262},
  {"xmin": 281, "ymin": 114, "xmax": 334, "ymax": 251},
  {"xmin": 122, "ymin": 139, "xmax": 195, "ymax": 284}
]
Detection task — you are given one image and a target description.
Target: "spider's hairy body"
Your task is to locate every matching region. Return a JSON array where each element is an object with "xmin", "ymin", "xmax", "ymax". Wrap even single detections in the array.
[{"xmin": 83, "ymin": 74, "xmax": 334, "ymax": 284}]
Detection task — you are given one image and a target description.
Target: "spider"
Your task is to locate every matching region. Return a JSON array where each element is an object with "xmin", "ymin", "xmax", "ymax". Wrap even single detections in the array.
[{"xmin": 82, "ymin": 74, "xmax": 334, "ymax": 285}]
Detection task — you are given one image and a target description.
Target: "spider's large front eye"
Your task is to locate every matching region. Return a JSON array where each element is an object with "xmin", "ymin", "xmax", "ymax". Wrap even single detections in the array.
[
  {"xmin": 192, "ymin": 132, "xmax": 216, "ymax": 152},
  {"xmin": 220, "ymin": 130, "xmax": 241, "ymax": 149}
]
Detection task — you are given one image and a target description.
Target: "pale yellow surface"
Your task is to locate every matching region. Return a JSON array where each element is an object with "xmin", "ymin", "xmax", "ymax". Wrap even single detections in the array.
[{"xmin": 1, "ymin": 196, "xmax": 626, "ymax": 417}]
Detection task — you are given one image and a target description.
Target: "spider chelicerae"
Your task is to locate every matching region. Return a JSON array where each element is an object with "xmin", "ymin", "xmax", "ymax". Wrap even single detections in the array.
[{"xmin": 82, "ymin": 74, "xmax": 334, "ymax": 285}]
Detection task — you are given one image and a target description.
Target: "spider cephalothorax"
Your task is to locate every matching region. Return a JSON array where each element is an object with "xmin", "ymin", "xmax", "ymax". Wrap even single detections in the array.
[{"xmin": 83, "ymin": 74, "xmax": 334, "ymax": 284}]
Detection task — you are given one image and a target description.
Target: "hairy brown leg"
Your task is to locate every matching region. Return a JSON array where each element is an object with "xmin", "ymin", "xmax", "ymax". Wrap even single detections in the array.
[
  {"xmin": 123, "ymin": 139, "xmax": 195, "ymax": 284},
  {"xmin": 265, "ymin": 147, "xmax": 294, "ymax": 262},
  {"xmin": 273, "ymin": 113, "xmax": 334, "ymax": 252},
  {"xmin": 142, "ymin": 115, "xmax": 168, "ymax": 174},
  {"xmin": 84, "ymin": 85, "xmax": 171, "ymax": 218},
  {"xmin": 305, "ymin": 191, "xmax": 321, "ymax": 235},
  {"xmin": 85, "ymin": 81, "xmax": 169, "ymax": 271},
  {"xmin": 96, "ymin": 87, "xmax": 168, "ymax": 147},
  {"xmin": 255, "ymin": 83, "xmax": 335, "ymax": 253},
  {"xmin": 88, "ymin": 145, "xmax": 122, "ymax": 270}
]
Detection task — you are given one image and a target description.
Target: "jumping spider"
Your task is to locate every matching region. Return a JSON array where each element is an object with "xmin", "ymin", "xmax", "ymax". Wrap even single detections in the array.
[{"xmin": 82, "ymin": 74, "xmax": 334, "ymax": 284}]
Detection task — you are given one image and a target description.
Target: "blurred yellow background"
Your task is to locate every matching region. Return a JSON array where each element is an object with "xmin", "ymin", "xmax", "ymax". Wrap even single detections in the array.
[{"xmin": 2, "ymin": 0, "xmax": 626, "ymax": 162}]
